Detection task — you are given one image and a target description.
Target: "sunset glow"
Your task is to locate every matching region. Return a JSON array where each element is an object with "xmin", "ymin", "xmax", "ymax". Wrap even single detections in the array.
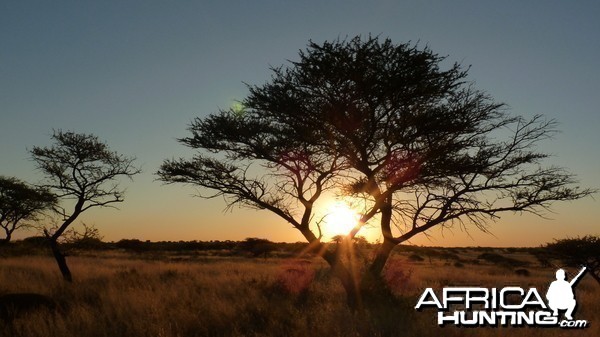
[{"xmin": 321, "ymin": 200, "xmax": 361, "ymax": 239}]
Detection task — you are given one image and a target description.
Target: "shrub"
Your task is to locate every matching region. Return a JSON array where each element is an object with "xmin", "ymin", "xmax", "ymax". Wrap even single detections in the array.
[{"xmin": 408, "ymin": 254, "xmax": 424, "ymax": 262}]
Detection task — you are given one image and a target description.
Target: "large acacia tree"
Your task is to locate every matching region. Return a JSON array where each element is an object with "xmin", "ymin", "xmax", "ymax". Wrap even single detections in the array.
[
  {"xmin": 31, "ymin": 130, "xmax": 140, "ymax": 281},
  {"xmin": 0, "ymin": 176, "xmax": 56, "ymax": 244},
  {"xmin": 159, "ymin": 36, "xmax": 592, "ymax": 307}
]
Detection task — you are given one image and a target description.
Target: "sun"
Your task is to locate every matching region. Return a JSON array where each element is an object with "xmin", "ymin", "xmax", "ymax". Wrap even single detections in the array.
[{"xmin": 322, "ymin": 200, "xmax": 361, "ymax": 238}]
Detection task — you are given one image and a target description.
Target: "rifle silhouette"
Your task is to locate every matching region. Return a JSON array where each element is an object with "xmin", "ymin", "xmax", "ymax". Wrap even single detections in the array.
[{"xmin": 569, "ymin": 266, "xmax": 587, "ymax": 287}]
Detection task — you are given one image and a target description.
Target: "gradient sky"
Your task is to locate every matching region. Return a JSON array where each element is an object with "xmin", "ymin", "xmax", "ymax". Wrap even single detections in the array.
[{"xmin": 1, "ymin": 1, "xmax": 599, "ymax": 246}]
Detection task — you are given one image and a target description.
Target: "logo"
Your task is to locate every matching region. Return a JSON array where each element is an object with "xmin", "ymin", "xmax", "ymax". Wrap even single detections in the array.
[{"xmin": 415, "ymin": 267, "xmax": 588, "ymax": 329}]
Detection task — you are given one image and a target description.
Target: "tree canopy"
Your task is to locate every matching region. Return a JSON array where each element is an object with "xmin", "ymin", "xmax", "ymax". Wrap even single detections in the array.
[
  {"xmin": 159, "ymin": 36, "xmax": 592, "ymax": 304},
  {"xmin": 0, "ymin": 176, "xmax": 56, "ymax": 243}
]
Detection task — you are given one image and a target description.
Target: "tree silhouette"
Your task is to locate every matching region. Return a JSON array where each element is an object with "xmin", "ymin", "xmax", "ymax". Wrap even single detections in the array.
[
  {"xmin": 159, "ymin": 36, "xmax": 592, "ymax": 308},
  {"xmin": 31, "ymin": 130, "xmax": 140, "ymax": 281},
  {"xmin": 0, "ymin": 176, "xmax": 56, "ymax": 244},
  {"xmin": 237, "ymin": 237, "xmax": 276, "ymax": 258},
  {"xmin": 544, "ymin": 236, "xmax": 600, "ymax": 285}
]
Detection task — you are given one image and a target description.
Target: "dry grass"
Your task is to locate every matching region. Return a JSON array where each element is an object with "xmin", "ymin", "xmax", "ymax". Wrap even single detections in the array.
[{"xmin": 0, "ymin": 249, "xmax": 598, "ymax": 337}]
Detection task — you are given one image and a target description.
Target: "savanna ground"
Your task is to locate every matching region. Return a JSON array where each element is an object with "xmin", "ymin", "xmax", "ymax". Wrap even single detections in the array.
[{"xmin": 0, "ymin": 245, "xmax": 597, "ymax": 337}]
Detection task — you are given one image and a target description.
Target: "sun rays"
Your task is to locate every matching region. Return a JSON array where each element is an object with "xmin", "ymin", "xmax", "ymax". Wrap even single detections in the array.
[{"xmin": 321, "ymin": 200, "xmax": 361, "ymax": 240}]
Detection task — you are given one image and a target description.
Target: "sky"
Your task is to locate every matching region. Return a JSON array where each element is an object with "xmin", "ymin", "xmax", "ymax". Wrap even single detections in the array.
[{"xmin": 1, "ymin": 1, "xmax": 599, "ymax": 247}]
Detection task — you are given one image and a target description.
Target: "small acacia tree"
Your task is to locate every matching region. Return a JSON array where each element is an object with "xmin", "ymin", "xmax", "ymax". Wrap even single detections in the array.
[
  {"xmin": 159, "ymin": 36, "xmax": 592, "ymax": 308},
  {"xmin": 237, "ymin": 238, "xmax": 277, "ymax": 258},
  {"xmin": 0, "ymin": 176, "xmax": 56, "ymax": 244},
  {"xmin": 544, "ymin": 236, "xmax": 600, "ymax": 285},
  {"xmin": 31, "ymin": 130, "xmax": 140, "ymax": 281}
]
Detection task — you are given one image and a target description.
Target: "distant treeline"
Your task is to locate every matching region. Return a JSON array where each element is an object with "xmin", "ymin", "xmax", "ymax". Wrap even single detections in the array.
[
  {"xmin": 2, "ymin": 235, "xmax": 540, "ymax": 256},
  {"xmin": 111, "ymin": 238, "xmax": 311, "ymax": 255},
  {"xmin": 0, "ymin": 236, "xmax": 315, "ymax": 257}
]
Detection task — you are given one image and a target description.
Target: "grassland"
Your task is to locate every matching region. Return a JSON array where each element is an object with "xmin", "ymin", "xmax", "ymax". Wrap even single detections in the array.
[{"xmin": 0, "ymin": 246, "xmax": 597, "ymax": 337}]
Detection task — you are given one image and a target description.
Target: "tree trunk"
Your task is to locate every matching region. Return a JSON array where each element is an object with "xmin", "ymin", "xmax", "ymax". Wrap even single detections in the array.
[
  {"xmin": 362, "ymin": 195, "xmax": 397, "ymax": 292},
  {"xmin": 1, "ymin": 228, "xmax": 11, "ymax": 244},
  {"xmin": 48, "ymin": 239, "xmax": 72, "ymax": 282},
  {"xmin": 338, "ymin": 267, "xmax": 361, "ymax": 310},
  {"xmin": 323, "ymin": 246, "xmax": 363, "ymax": 310},
  {"xmin": 361, "ymin": 238, "xmax": 397, "ymax": 293},
  {"xmin": 367, "ymin": 197, "xmax": 397, "ymax": 283},
  {"xmin": 370, "ymin": 239, "xmax": 397, "ymax": 275},
  {"xmin": 298, "ymin": 227, "xmax": 362, "ymax": 310}
]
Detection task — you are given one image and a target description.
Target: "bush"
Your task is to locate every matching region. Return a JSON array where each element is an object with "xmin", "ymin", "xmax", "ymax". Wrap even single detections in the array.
[
  {"xmin": 407, "ymin": 254, "xmax": 424, "ymax": 262},
  {"xmin": 236, "ymin": 238, "xmax": 276, "ymax": 258}
]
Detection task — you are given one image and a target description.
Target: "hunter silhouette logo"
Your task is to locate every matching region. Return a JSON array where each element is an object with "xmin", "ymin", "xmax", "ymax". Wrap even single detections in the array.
[
  {"xmin": 415, "ymin": 267, "xmax": 589, "ymax": 329},
  {"xmin": 546, "ymin": 267, "xmax": 586, "ymax": 321}
]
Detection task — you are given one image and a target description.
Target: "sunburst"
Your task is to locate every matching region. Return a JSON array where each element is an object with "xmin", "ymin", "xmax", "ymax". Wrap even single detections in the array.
[{"xmin": 322, "ymin": 200, "xmax": 361, "ymax": 238}]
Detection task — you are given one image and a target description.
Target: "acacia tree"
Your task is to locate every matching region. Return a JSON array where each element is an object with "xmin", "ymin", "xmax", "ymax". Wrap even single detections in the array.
[
  {"xmin": 544, "ymin": 236, "xmax": 600, "ymax": 285},
  {"xmin": 31, "ymin": 131, "xmax": 140, "ymax": 281},
  {"xmin": 0, "ymin": 176, "xmax": 56, "ymax": 244},
  {"xmin": 159, "ymin": 36, "xmax": 592, "ymax": 307}
]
